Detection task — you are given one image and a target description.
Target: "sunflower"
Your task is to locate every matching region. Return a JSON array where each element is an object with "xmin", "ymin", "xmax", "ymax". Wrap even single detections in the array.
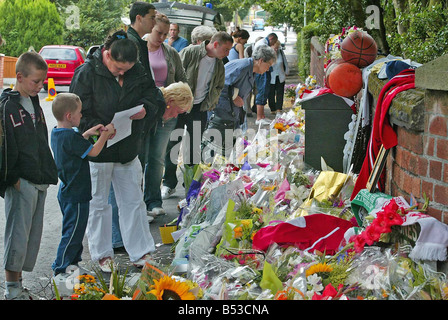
[
  {"xmin": 305, "ymin": 263, "xmax": 333, "ymax": 277},
  {"xmin": 148, "ymin": 276, "xmax": 195, "ymax": 300}
]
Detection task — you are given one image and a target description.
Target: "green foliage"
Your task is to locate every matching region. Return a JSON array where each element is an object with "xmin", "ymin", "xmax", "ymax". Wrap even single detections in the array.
[
  {"xmin": 61, "ymin": 0, "xmax": 126, "ymax": 49},
  {"xmin": 261, "ymin": 0, "xmax": 305, "ymax": 31},
  {"xmin": 384, "ymin": 1, "xmax": 448, "ymax": 63},
  {"xmin": 0, "ymin": 0, "xmax": 64, "ymax": 57}
]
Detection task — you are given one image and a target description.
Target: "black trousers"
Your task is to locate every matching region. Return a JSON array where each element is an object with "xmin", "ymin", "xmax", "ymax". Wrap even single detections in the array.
[
  {"xmin": 268, "ymin": 76, "xmax": 285, "ymax": 112},
  {"xmin": 163, "ymin": 102, "xmax": 208, "ymax": 189}
]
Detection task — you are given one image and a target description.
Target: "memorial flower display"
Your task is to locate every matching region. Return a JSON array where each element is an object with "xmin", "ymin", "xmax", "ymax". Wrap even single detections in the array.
[{"xmin": 63, "ymin": 101, "xmax": 448, "ymax": 301}]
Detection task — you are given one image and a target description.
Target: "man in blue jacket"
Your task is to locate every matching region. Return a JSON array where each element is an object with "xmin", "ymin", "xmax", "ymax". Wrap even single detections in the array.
[{"xmin": 202, "ymin": 44, "xmax": 276, "ymax": 159}]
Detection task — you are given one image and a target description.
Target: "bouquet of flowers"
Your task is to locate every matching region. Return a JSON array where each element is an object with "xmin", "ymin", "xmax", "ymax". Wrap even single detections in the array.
[
  {"xmin": 67, "ymin": 263, "xmax": 133, "ymax": 300},
  {"xmin": 133, "ymin": 262, "xmax": 201, "ymax": 300},
  {"xmin": 284, "ymin": 84, "xmax": 297, "ymax": 99}
]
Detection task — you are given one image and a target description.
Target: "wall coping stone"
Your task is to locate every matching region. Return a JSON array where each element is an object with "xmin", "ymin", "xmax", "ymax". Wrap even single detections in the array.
[
  {"xmin": 415, "ymin": 54, "xmax": 448, "ymax": 91},
  {"xmin": 368, "ymin": 72, "xmax": 425, "ymax": 132}
]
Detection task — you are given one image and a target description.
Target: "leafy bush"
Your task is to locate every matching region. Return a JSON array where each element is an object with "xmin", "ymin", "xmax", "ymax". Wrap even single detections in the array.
[
  {"xmin": 0, "ymin": 0, "xmax": 64, "ymax": 57},
  {"xmin": 297, "ymin": 22, "xmax": 320, "ymax": 80}
]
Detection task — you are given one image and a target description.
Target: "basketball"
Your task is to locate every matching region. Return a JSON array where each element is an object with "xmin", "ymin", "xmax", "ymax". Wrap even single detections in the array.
[
  {"xmin": 341, "ymin": 30, "xmax": 378, "ymax": 68},
  {"xmin": 324, "ymin": 58, "xmax": 344, "ymax": 87},
  {"xmin": 328, "ymin": 62, "xmax": 363, "ymax": 97}
]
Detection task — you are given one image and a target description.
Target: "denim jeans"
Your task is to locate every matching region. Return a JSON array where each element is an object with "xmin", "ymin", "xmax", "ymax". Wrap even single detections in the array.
[
  {"xmin": 52, "ymin": 201, "xmax": 89, "ymax": 274},
  {"xmin": 109, "ymin": 186, "xmax": 123, "ymax": 248},
  {"xmin": 255, "ymin": 71, "xmax": 271, "ymax": 105},
  {"xmin": 143, "ymin": 117, "xmax": 178, "ymax": 210}
]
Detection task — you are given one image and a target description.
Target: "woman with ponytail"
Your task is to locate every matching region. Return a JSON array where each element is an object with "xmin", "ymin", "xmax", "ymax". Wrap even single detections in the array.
[{"xmin": 69, "ymin": 30, "xmax": 165, "ymax": 272}]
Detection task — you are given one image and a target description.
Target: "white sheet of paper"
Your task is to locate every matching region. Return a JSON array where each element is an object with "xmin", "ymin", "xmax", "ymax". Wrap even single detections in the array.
[{"xmin": 107, "ymin": 104, "xmax": 144, "ymax": 147}]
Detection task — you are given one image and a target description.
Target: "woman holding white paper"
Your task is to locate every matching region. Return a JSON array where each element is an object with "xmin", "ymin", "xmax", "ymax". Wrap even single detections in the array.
[{"xmin": 69, "ymin": 30, "xmax": 166, "ymax": 271}]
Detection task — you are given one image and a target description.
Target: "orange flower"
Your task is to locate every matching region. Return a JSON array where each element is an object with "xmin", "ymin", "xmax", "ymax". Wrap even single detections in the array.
[
  {"xmin": 274, "ymin": 123, "xmax": 286, "ymax": 132},
  {"xmin": 233, "ymin": 226, "xmax": 243, "ymax": 239}
]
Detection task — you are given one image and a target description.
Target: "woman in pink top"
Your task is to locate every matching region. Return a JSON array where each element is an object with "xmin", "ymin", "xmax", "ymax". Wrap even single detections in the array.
[{"xmin": 142, "ymin": 13, "xmax": 187, "ymax": 218}]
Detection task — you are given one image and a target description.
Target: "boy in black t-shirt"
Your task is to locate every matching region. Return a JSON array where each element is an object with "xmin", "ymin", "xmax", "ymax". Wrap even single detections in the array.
[{"xmin": 50, "ymin": 93, "xmax": 114, "ymax": 277}]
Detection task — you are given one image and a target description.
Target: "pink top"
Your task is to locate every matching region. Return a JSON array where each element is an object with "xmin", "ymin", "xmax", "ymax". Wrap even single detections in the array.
[{"xmin": 149, "ymin": 46, "xmax": 167, "ymax": 87}]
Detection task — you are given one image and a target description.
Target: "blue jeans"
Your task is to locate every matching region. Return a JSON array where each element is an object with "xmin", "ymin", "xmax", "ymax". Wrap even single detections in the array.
[
  {"xmin": 143, "ymin": 117, "xmax": 178, "ymax": 210},
  {"xmin": 52, "ymin": 201, "xmax": 89, "ymax": 275},
  {"xmin": 109, "ymin": 186, "xmax": 123, "ymax": 248},
  {"xmin": 255, "ymin": 71, "xmax": 271, "ymax": 105}
]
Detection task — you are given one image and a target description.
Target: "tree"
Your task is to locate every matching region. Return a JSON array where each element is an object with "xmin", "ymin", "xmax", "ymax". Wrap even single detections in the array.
[
  {"xmin": 0, "ymin": 0, "xmax": 64, "ymax": 57},
  {"xmin": 60, "ymin": 0, "xmax": 129, "ymax": 49},
  {"xmin": 259, "ymin": 0, "xmax": 448, "ymax": 63}
]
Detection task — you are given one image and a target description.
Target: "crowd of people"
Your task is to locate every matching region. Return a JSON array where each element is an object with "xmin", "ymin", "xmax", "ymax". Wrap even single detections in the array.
[{"xmin": 0, "ymin": 1, "xmax": 289, "ymax": 300}]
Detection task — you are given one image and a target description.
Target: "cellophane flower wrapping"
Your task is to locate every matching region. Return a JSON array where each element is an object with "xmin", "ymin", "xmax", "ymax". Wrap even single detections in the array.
[{"xmin": 91, "ymin": 99, "xmax": 448, "ymax": 301}]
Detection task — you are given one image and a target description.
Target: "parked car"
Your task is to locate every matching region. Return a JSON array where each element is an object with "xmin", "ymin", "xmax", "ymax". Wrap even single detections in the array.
[
  {"xmin": 152, "ymin": 2, "xmax": 225, "ymax": 43},
  {"xmin": 39, "ymin": 45, "xmax": 86, "ymax": 90},
  {"xmin": 252, "ymin": 19, "xmax": 265, "ymax": 31}
]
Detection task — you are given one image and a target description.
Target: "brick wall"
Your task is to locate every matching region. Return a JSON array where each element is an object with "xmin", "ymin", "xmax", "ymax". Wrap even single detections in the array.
[
  {"xmin": 309, "ymin": 37, "xmax": 326, "ymax": 87},
  {"xmin": 385, "ymin": 90, "xmax": 448, "ymax": 222}
]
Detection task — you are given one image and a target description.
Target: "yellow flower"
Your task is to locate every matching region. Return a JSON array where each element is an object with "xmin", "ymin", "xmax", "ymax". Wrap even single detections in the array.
[
  {"xmin": 148, "ymin": 276, "xmax": 195, "ymax": 300},
  {"xmin": 252, "ymin": 208, "xmax": 263, "ymax": 215},
  {"xmin": 442, "ymin": 285, "xmax": 448, "ymax": 300},
  {"xmin": 305, "ymin": 263, "xmax": 333, "ymax": 277},
  {"xmin": 184, "ymin": 280, "xmax": 203, "ymax": 299},
  {"xmin": 241, "ymin": 220, "xmax": 251, "ymax": 227}
]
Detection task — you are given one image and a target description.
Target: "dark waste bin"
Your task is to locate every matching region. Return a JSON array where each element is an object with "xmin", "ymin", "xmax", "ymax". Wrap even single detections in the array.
[{"xmin": 301, "ymin": 93, "xmax": 354, "ymax": 172}]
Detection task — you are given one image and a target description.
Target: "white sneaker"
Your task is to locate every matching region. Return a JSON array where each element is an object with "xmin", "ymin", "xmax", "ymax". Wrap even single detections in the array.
[
  {"xmin": 4, "ymin": 287, "xmax": 33, "ymax": 300},
  {"xmin": 255, "ymin": 119, "xmax": 272, "ymax": 126},
  {"xmin": 161, "ymin": 186, "xmax": 176, "ymax": 200},
  {"xmin": 147, "ymin": 215, "xmax": 154, "ymax": 223},
  {"xmin": 147, "ymin": 207, "xmax": 166, "ymax": 217}
]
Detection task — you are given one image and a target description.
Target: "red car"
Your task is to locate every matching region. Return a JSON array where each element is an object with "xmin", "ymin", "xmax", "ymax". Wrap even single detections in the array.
[{"xmin": 39, "ymin": 45, "xmax": 86, "ymax": 90}]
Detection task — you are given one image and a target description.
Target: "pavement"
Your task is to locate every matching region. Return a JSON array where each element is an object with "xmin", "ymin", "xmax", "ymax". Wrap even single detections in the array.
[{"xmin": 0, "ymin": 32, "xmax": 300, "ymax": 300}]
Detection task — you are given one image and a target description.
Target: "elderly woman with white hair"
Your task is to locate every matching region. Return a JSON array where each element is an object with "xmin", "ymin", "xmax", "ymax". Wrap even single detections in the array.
[
  {"xmin": 202, "ymin": 44, "xmax": 276, "ymax": 158},
  {"xmin": 190, "ymin": 25, "xmax": 216, "ymax": 45}
]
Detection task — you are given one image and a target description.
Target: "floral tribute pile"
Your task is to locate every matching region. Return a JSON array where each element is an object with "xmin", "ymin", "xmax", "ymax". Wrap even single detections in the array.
[{"xmin": 65, "ymin": 103, "xmax": 448, "ymax": 301}]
